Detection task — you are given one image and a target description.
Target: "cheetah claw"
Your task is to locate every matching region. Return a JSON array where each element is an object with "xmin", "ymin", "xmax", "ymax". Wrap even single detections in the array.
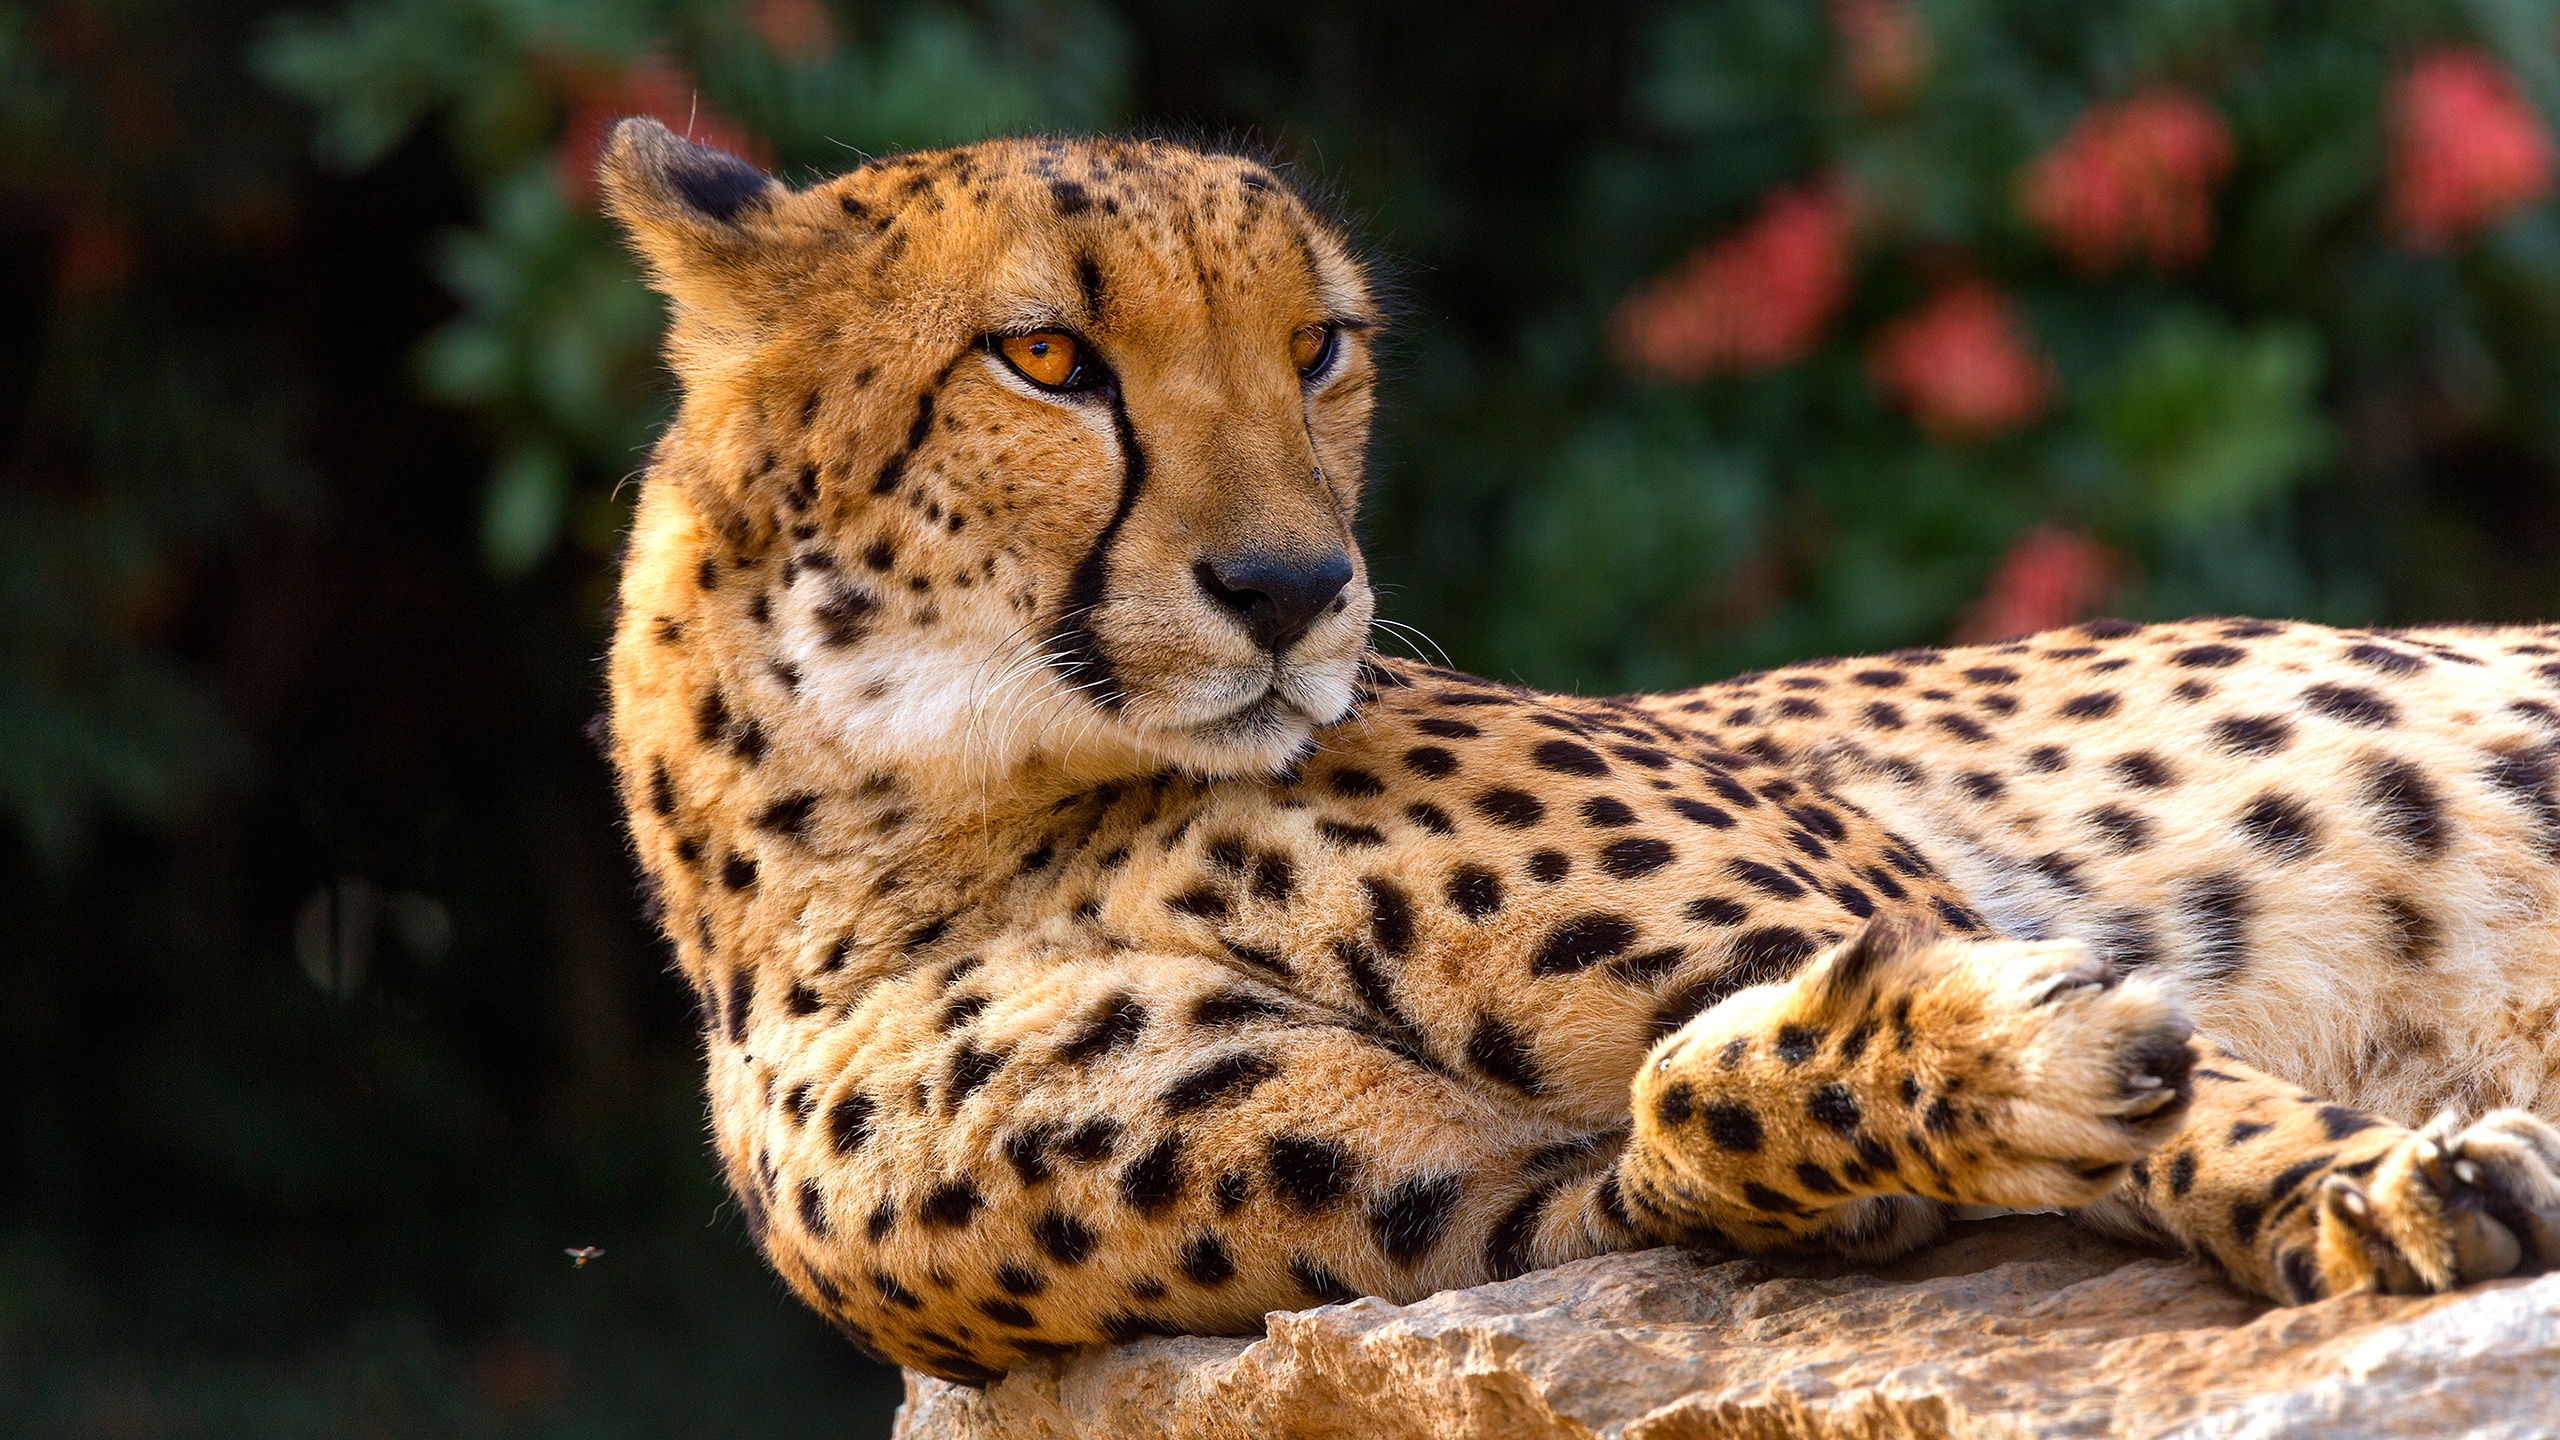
[{"xmin": 2314, "ymin": 1109, "xmax": 2560, "ymax": 1298}]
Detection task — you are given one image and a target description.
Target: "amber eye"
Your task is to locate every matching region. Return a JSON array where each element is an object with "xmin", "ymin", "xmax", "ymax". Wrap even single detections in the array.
[
  {"xmin": 1291, "ymin": 323, "xmax": 1339, "ymax": 379},
  {"xmin": 1000, "ymin": 331, "xmax": 1085, "ymax": 390}
]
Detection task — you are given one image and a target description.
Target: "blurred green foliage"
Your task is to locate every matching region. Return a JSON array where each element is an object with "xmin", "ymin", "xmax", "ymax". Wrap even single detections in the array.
[{"xmin": 12, "ymin": 1, "xmax": 2560, "ymax": 1435}]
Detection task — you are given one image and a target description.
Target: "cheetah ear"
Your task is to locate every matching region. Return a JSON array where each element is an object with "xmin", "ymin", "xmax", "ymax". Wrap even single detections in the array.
[{"xmin": 599, "ymin": 117, "xmax": 786, "ymax": 316}]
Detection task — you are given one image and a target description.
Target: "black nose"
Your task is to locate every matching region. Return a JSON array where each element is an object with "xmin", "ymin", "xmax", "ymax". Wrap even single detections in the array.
[{"xmin": 1195, "ymin": 549, "xmax": 1355, "ymax": 654}]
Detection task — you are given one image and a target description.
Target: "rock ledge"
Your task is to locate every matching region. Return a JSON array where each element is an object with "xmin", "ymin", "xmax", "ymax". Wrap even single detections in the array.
[{"xmin": 894, "ymin": 1216, "xmax": 2560, "ymax": 1439}]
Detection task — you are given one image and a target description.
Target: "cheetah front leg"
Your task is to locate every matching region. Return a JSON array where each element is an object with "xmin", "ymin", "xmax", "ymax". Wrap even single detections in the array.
[
  {"xmin": 1624, "ymin": 918, "xmax": 2196, "ymax": 1256},
  {"xmin": 2081, "ymin": 1043, "xmax": 2560, "ymax": 1302}
]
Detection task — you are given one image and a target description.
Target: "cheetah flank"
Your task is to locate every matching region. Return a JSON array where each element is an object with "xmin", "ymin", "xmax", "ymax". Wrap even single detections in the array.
[{"xmin": 597, "ymin": 118, "xmax": 2560, "ymax": 1383}]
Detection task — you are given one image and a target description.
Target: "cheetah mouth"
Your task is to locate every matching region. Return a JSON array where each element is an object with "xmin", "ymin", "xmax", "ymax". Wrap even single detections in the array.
[{"xmin": 1194, "ymin": 687, "xmax": 1307, "ymax": 740}]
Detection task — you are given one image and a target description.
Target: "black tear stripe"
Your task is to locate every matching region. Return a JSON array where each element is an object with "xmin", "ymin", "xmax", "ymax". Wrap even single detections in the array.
[
  {"xmin": 870, "ymin": 352, "xmax": 965, "ymax": 498},
  {"xmin": 1049, "ymin": 390, "xmax": 1150, "ymax": 710}
]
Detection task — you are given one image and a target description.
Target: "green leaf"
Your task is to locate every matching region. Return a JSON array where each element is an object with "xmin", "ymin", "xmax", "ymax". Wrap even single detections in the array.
[
  {"xmin": 2091, "ymin": 312, "xmax": 2332, "ymax": 529},
  {"xmin": 481, "ymin": 442, "xmax": 569, "ymax": 577}
]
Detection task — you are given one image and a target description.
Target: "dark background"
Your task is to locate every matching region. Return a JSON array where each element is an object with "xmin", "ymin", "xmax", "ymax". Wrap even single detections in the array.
[{"xmin": 12, "ymin": 1, "xmax": 2560, "ymax": 1434}]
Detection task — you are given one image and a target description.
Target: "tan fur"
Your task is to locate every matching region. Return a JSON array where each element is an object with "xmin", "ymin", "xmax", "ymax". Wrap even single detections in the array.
[{"xmin": 598, "ymin": 120, "xmax": 2560, "ymax": 1382}]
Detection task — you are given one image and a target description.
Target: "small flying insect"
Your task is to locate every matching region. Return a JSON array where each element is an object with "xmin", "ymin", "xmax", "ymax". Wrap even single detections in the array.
[{"xmin": 564, "ymin": 1246, "xmax": 605, "ymax": 1268}]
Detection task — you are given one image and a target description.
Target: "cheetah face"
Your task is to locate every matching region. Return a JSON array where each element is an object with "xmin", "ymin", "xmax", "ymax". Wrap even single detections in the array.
[{"xmin": 603, "ymin": 121, "xmax": 1381, "ymax": 779}]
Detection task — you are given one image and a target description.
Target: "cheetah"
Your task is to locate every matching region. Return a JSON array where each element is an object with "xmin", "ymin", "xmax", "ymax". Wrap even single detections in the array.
[{"xmin": 596, "ymin": 117, "xmax": 2560, "ymax": 1384}]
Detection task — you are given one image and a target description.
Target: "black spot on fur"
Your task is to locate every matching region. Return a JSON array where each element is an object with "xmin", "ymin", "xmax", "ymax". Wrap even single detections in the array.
[
  {"xmin": 1179, "ymin": 1231, "xmax": 1236, "ymax": 1286},
  {"xmin": 1807, "ymin": 1083, "xmax": 1861, "ymax": 1134},
  {"xmin": 1933, "ymin": 712, "xmax": 1992, "ymax": 742},
  {"xmin": 1484, "ymin": 1182, "xmax": 1562, "ymax": 1280},
  {"xmin": 1701, "ymin": 1101, "xmax": 1763, "ymax": 1152},
  {"xmin": 1267, "ymin": 1135, "xmax": 1358, "ymax": 1211},
  {"xmin": 947, "ymin": 1044, "xmax": 1007, "ymax": 1108},
  {"xmin": 1004, "ymin": 1127, "xmax": 1054, "ymax": 1186},
  {"xmin": 2485, "ymin": 744, "xmax": 2560, "ymax": 856},
  {"xmin": 1684, "ymin": 896, "xmax": 1748, "ymax": 927},
  {"xmin": 1328, "ymin": 767, "xmax": 1386, "ymax": 798},
  {"xmin": 1162, "ymin": 1052, "xmax": 1279, "ymax": 1113},
  {"xmin": 1533, "ymin": 740, "xmax": 1610, "ymax": 776},
  {"xmin": 1251, "ymin": 853, "xmax": 1296, "ymax": 902},
  {"xmin": 919, "ymin": 1179, "xmax": 983, "ymax": 1228},
  {"xmin": 2380, "ymin": 895, "xmax": 2439, "ymax": 969},
  {"xmin": 1192, "ymin": 990, "xmax": 1287, "ymax": 1027},
  {"xmin": 1669, "ymin": 798, "xmax": 1733, "ymax": 828},
  {"xmin": 756, "ymin": 793, "xmax": 818, "ymax": 839},
  {"xmin": 2086, "ymin": 804, "xmax": 2153, "ymax": 851},
  {"xmin": 828, "ymin": 1092, "xmax": 875, "ymax": 1153},
  {"xmin": 1120, "ymin": 1135, "xmax": 1186, "ymax": 1215},
  {"xmin": 1319, "ymin": 820, "xmax": 1386, "ymax": 848},
  {"xmin": 2210, "ymin": 715, "xmax": 2293, "ymax": 756},
  {"xmin": 1447, "ymin": 865, "xmax": 1504, "ymax": 920},
  {"xmin": 2303, "ymin": 682, "xmax": 2397, "ymax": 727},
  {"xmin": 2112, "ymin": 752, "xmax": 2175, "ymax": 789},
  {"xmin": 1036, "ymin": 1209, "xmax": 1095, "ymax": 1265},
  {"xmin": 1728, "ymin": 859, "xmax": 1804, "ymax": 899},
  {"xmin": 1364, "ymin": 876, "xmax": 1415, "ymax": 955},
  {"xmin": 1473, "ymin": 788, "xmax": 1546, "ymax": 827},
  {"xmin": 1532, "ymin": 914, "xmax": 1639, "ymax": 975},
  {"xmin": 1466, "ymin": 1012, "xmax": 1547, "ymax": 1095},
  {"xmin": 1741, "ymin": 1181, "xmax": 1804, "ymax": 1214},
  {"xmin": 2185, "ymin": 872, "xmax": 2252, "ymax": 976},
  {"xmin": 2236, "ymin": 792, "xmax": 2320, "ymax": 860},
  {"xmin": 2363, "ymin": 757, "xmax": 2449, "ymax": 857},
  {"xmin": 814, "ymin": 582, "xmax": 877, "ymax": 647},
  {"xmin": 1599, "ymin": 836, "xmax": 1675, "ymax": 878},
  {"xmin": 1369, "ymin": 1174, "xmax": 1463, "ymax": 1267},
  {"xmin": 2346, "ymin": 642, "xmax": 2425, "ymax": 674},
  {"xmin": 1405, "ymin": 801, "xmax": 1454, "ymax": 834},
  {"xmin": 1060, "ymin": 1118, "xmax": 1120, "ymax": 1164},
  {"xmin": 1061, "ymin": 993, "xmax": 1147, "ymax": 1062},
  {"xmin": 1291, "ymin": 1256, "xmax": 1359, "ymax": 1304},
  {"xmin": 1581, "ymin": 796, "xmax": 1637, "ymax": 827},
  {"xmin": 1732, "ymin": 927, "xmax": 1819, "ymax": 978},
  {"xmin": 1403, "ymin": 745, "xmax": 1457, "ymax": 778}
]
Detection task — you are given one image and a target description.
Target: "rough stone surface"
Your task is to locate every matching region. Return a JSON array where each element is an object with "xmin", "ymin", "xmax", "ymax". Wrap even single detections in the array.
[{"xmin": 892, "ymin": 1216, "xmax": 2560, "ymax": 1439}]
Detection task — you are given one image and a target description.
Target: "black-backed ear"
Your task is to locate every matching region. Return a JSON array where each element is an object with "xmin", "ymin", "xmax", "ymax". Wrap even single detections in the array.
[{"xmin": 599, "ymin": 117, "xmax": 785, "ymax": 315}]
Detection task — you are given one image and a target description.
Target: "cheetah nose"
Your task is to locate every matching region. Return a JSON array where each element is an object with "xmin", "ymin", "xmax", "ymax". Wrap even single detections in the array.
[{"xmin": 1194, "ymin": 548, "xmax": 1354, "ymax": 655}]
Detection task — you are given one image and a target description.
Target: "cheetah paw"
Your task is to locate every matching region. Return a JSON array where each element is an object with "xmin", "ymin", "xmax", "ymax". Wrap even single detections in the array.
[
  {"xmin": 1919, "ymin": 930, "xmax": 2195, "ymax": 1209},
  {"xmin": 1636, "ymin": 918, "xmax": 2192, "ymax": 1220},
  {"xmin": 2314, "ymin": 1109, "xmax": 2560, "ymax": 1299}
]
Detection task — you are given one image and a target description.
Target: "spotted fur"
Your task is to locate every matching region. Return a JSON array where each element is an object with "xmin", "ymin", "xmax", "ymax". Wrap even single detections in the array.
[{"xmin": 599, "ymin": 121, "xmax": 2560, "ymax": 1383}]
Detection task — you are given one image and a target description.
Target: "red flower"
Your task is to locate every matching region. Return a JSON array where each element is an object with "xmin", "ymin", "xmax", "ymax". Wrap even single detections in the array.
[
  {"xmin": 2388, "ymin": 49, "xmax": 2557, "ymax": 250},
  {"xmin": 552, "ymin": 56, "xmax": 769, "ymax": 206},
  {"xmin": 1868, "ymin": 283, "xmax": 2052, "ymax": 439},
  {"xmin": 1611, "ymin": 183, "xmax": 1853, "ymax": 381},
  {"xmin": 56, "ymin": 206, "xmax": 136, "ymax": 299},
  {"xmin": 748, "ymin": 0, "xmax": 837, "ymax": 61},
  {"xmin": 1830, "ymin": 0, "xmax": 1928, "ymax": 110},
  {"xmin": 2022, "ymin": 93, "xmax": 2234, "ymax": 272},
  {"xmin": 1952, "ymin": 526, "xmax": 2118, "ymax": 643}
]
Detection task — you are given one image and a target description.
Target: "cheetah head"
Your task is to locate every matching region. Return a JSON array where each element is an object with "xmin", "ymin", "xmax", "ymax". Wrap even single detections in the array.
[{"xmin": 603, "ymin": 120, "xmax": 1380, "ymax": 780}]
